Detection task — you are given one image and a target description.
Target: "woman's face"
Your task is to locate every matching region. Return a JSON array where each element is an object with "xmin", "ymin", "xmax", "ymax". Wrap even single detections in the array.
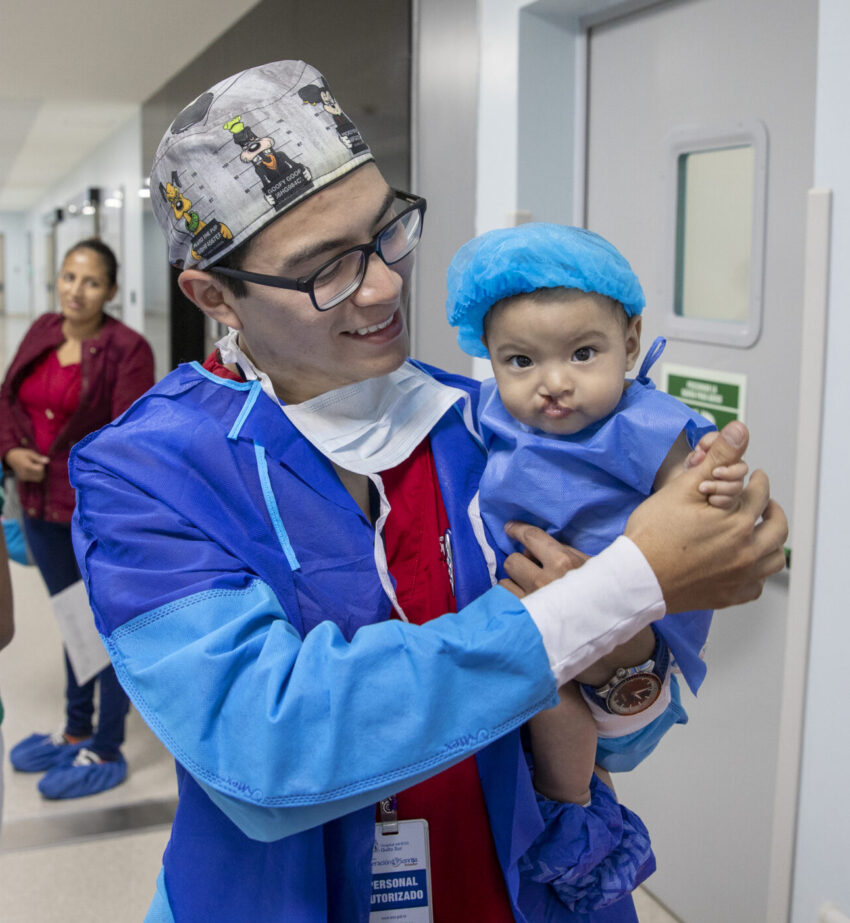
[{"xmin": 57, "ymin": 248, "xmax": 116, "ymax": 327}]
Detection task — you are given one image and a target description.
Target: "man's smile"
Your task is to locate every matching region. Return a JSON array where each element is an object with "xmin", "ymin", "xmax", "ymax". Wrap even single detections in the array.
[{"xmin": 345, "ymin": 310, "xmax": 401, "ymax": 338}]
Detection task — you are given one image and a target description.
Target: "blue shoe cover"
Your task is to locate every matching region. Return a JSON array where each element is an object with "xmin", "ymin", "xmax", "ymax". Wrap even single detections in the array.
[
  {"xmin": 9, "ymin": 732, "xmax": 92, "ymax": 773},
  {"xmin": 38, "ymin": 749, "xmax": 127, "ymax": 799}
]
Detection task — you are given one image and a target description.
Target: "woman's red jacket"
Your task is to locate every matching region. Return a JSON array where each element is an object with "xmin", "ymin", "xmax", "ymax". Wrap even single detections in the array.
[{"xmin": 0, "ymin": 312, "xmax": 155, "ymax": 523}]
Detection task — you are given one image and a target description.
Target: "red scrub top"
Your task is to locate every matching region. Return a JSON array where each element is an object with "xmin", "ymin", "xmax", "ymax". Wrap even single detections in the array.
[{"xmin": 382, "ymin": 439, "xmax": 515, "ymax": 922}]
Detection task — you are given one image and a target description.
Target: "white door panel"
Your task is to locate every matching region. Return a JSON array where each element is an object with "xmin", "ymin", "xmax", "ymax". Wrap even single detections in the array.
[{"xmin": 585, "ymin": 1, "xmax": 816, "ymax": 920}]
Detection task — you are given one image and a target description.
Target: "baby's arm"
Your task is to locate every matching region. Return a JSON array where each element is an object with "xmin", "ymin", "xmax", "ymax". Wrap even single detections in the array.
[
  {"xmin": 527, "ymin": 682, "xmax": 597, "ymax": 805},
  {"xmin": 653, "ymin": 430, "xmax": 747, "ymax": 509}
]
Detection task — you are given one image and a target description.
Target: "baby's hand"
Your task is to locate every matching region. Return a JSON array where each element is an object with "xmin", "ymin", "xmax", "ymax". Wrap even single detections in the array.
[{"xmin": 685, "ymin": 431, "xmax": 748, "ymax": 509}]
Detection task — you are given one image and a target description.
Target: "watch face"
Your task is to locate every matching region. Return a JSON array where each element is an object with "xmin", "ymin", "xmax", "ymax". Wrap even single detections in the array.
[{"xmin": 608, "ymin": 673, "xmax": 663, "ymax": 716}]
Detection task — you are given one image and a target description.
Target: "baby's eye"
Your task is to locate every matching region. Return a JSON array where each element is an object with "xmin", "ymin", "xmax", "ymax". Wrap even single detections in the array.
[
  {"xmin": 572, "ymin": 346, "xmax": 596, "ymax": 362},
  {"xmin": 508, "ymin": 355, "xmax": 533, "ymax": 369}
]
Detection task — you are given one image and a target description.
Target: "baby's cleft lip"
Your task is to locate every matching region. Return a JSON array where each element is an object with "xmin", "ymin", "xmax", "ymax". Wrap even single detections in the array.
[{"xmin": 541, "ymin": 400, "xmax": 573, "ymax": 417}]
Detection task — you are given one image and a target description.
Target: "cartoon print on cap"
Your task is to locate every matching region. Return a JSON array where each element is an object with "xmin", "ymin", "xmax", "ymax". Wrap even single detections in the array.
[
  {"xmin": 224, "ymin": 115, "xmax": 313, "ymax": 210},
  {"xmin": 297, "ymin": 80, "xmax": 369, "ymax": 155},
  {"xmin": 160, "ymin": 172, "xmax": 233, "ymax": 264}
]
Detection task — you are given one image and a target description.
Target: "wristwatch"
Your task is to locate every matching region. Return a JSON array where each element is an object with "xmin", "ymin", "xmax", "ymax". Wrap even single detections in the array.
[{"xmin": 582, "ymin": 627, "xmax": 670, "ymax": 716}]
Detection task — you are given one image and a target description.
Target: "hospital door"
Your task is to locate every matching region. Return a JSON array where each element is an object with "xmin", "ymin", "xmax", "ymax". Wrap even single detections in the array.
[{"xmin": 584, "ymin": 0, "xmax": 817, "ymax": 920}]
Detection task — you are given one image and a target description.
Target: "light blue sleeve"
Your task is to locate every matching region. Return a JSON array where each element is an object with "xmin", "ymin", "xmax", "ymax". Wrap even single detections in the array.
[
  {"xmin": 105, "ymin": 579, "xmax": 558, "ymax": 840},
  {"xmin": 594, "ymin": 676, "xmax": 689, "ymax": 773},
  {"xmin": 143, "ymin": 869, "xmax": 175, "ymax": 923}
]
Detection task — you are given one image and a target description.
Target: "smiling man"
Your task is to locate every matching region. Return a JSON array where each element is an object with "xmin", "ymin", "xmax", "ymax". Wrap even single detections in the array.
[{"xmin": 69, "ymin": 61, "xmax": 787, "ymax": 923}]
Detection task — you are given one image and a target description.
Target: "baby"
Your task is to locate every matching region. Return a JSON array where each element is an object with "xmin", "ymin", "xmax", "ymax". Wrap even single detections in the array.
[{"xmin": 446, "ymin": 223, "xmax": 745, "ymax": 914}]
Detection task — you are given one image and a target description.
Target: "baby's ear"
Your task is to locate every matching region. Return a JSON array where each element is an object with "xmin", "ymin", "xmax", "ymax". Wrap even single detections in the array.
[{"xmin": 624, "ymin": 315, "xmax": 642, "ymax": 370}]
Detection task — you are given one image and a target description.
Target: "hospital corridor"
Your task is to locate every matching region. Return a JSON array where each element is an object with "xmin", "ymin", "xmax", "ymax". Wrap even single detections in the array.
[{"xmin": 0, "ymin": 0, "xmax": 849, "ymax": 921}]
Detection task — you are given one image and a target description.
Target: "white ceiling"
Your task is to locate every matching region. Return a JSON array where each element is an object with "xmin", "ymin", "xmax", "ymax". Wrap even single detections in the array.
[{"xmin": 0, "ymin": 0, "xmax": 261, "ymax": 211}]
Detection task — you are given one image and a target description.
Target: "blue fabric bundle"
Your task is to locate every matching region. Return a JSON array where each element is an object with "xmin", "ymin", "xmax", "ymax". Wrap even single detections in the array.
[
  {"xmin": 518, "ymin": 775, "xmax": 656, "ymax": 914},
  {"xmin": 446, "ymin": 223, "xmax": 645, "ymax": 358}
]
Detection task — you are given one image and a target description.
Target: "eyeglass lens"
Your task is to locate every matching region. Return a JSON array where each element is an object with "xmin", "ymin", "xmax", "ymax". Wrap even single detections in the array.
[{"xmin": 312, "ymin": 206, "xmax": 423, "ymax": 309}]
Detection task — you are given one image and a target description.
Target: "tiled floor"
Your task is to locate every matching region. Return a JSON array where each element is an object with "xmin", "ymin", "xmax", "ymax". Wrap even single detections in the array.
[{"xmin": 0, "ymin": 560, "xmax": 178, "ymax": 920}]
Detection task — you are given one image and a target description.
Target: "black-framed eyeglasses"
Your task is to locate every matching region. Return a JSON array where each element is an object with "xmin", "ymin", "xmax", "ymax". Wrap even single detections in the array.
[{"xmin": 213, "ymin": 190, "xmax": 427, "ymax": 311}]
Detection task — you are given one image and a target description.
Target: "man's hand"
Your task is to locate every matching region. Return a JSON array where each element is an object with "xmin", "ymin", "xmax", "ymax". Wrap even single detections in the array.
[
  {"xmin": 625, "ymin": 420, "xmax": 788, "ymax": 612},
  {"xmin": 5, "ymin": 447, "xmax": 49, "ymax": 483},
  {"xmin": 499, "ymin": 526, "xmax": 588, "ymax": 598}
]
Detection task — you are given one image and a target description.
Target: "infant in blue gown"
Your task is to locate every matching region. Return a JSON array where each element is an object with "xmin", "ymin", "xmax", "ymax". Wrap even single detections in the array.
[{"xmin": 446, "ymin": 224, "xmax": 741, "ymax": 921}]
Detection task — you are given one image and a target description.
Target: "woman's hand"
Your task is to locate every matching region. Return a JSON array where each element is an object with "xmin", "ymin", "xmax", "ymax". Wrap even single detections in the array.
[
  {"xmin": 498, "ymin": 525, "xmax": 588, "ymax": 598},
  {"xmin": 5, "ymin": 447, "xmax": 49, "ymax": 483}
]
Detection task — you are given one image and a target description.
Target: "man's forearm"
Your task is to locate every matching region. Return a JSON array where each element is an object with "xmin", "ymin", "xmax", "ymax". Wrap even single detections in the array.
[{"xmin": 522, "ymin": 536, "xmax": 666, "ymax": 687}]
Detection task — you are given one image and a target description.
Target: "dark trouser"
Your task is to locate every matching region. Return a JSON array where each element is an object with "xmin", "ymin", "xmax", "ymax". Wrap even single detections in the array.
[{"xmin": 23, "ymin": 516, "xmax": 129, "ymax": 760}]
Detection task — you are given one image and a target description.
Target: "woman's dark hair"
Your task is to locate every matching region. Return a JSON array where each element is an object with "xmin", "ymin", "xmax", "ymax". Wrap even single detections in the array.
[{"xmin": 64, "ymin": 238, "xmax": 119, "ymax": 288}]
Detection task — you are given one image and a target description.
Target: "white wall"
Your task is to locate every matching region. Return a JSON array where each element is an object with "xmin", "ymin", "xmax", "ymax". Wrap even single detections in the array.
[
  {"xmin": 24, "ymin": 110, "xmax": 146, "ymax": 332},
  {"xmin": 791, "ymin": 0, "xmax": 850, "ymax": 919},
  {"xmin": 412, "ymin": 0, "xmax": 479, "ymax": 376},
  {"xmin": 0, "ymin": 212, "xmax": 31, "ymax": 316},
  {"xmin": 476, "ymin": 0, "xmax": 588, "ymax": 236},
  {"xmin": 473, "ymin": 0, "xmax": 534, "ymax": 381},
  {"xmin": 476, "ymin": 0, "xmax": 527, "ymax": 237},
  {"xmin": 517, "ymin": 6, "xmax": 578, "ymax": 226},
  {"xmin": 473, "ymin": 0, "xmax": 585, "ymax": 380}
]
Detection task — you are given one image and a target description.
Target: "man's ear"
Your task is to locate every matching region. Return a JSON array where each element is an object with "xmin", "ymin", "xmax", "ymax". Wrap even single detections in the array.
[
  {"xmin": 624, "ymin": 315, "xmax": 642, "ymax": 371},
  {"xmin": 178, "ymin": 269, "xmax": 242, "ymax": 330}
]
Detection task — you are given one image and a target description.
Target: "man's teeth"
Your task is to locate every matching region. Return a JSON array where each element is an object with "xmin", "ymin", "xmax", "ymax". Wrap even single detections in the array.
[{"xmin": 353, "ymin": 314, "xmax": 394, "ymax": 335}]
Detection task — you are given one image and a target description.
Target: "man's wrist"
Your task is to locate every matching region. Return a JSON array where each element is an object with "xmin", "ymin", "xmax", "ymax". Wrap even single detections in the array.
[{"xmin": 522, "ymin": 536, "xmax": 666, "ymax": 687}]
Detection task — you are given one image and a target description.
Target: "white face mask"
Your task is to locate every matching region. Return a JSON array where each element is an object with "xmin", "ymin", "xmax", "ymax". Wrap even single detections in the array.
[
  {"xmin": 215, "ymin": 328, "xmax": 468, "ymax": 474},
  {"xmin": 283, "ymin": 364, "xmax": 468, "ymax": 474}
]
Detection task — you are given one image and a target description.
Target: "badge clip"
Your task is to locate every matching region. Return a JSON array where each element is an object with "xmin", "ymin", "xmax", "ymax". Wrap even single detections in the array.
[{"xmin": 379, "ymin": 795, "xmax": 398, "ymax": 835}]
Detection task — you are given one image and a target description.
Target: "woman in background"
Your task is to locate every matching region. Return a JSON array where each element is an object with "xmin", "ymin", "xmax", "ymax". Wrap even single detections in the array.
[{"xmin": 0, "ymin": 238, "xmax": 154, "ymax": 799}]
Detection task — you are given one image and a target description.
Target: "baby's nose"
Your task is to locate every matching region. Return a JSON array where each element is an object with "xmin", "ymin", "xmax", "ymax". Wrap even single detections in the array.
[{"xmin": 542, "ymin": 368, "xmax": 573, "ymax": 395}]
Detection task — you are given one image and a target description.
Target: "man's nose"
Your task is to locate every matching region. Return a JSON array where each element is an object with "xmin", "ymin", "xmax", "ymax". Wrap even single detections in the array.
[{"xmin": 352, "ymin": 251, "xmax": 403, "ymax": 305}]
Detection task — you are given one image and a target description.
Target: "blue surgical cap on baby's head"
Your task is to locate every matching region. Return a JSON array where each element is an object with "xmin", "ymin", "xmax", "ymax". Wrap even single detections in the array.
[{"xmin": 446, "ymin": 223, "xmax": 646, "ymax": 358}]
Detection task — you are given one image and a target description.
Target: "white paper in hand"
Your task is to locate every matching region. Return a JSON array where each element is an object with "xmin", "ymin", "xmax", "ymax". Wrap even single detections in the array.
[{"xmin": 50, "ymin": 581, "xmax": 111, "ymax": 685}]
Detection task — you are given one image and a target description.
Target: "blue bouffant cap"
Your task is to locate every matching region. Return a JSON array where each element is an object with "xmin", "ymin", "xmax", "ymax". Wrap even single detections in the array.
[{"xmin": 446, "ymin": 223, "xmax": 646, "ymax": 358}]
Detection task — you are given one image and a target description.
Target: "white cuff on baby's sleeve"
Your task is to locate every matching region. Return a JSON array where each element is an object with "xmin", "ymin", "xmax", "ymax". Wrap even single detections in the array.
[{"xmin": 521, "ymin": 535, "xmax": 666, "ymax": 687}]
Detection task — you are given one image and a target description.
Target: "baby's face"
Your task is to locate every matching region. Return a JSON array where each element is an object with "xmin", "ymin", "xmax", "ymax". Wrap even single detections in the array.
[{"xmin": 484, "ymin": 291, "xmax": 641, "ymax": 435}]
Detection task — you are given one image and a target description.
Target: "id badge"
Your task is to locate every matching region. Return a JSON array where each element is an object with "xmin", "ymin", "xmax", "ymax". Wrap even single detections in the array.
[{"xmin": 370, "ymin": 818, "xmax": 433, "ymax": 922}]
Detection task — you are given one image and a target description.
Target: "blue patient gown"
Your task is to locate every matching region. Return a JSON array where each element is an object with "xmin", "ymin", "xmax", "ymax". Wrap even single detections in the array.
[
  {"xmin": 477, "ymin": 349, "xmax": 715, "ymax": 917},
  {"xmin": 477, "ymin": 346, "xmax": 715, "ymax": 699}
]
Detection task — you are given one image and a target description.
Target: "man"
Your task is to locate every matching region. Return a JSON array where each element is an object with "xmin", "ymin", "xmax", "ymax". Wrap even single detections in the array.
[{"xmin": 70, "ymin": 61, "xmax": 786, "ymax": 923}]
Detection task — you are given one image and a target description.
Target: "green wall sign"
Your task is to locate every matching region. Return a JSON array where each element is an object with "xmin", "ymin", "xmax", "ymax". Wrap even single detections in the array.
[{"xmin": 661, "ymin": 363, "xmax": 746, "ymax": 427}]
